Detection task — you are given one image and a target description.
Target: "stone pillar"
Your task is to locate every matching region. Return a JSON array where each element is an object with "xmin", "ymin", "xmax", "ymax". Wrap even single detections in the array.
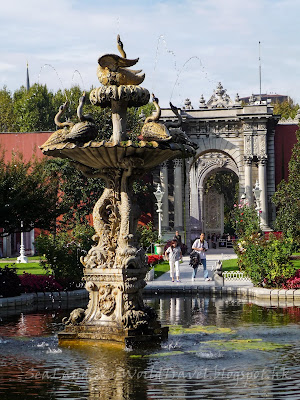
[
  {"xmin": 3, "ymin": 234, "xmax": 11, "ymax": 257},
  {"xmin": 160, "ymin": 162, "xmax": 169, "ymax": 230},
  {"xmin": 30, "ymin": 229, "xmax": 35, "ymax": 256},
  {"xmin": 173, "ymin": 159, "xmax": 183, "ymax": 230},
  {"xmin": 258, "ymin": 155, "xmax": 268, "ymax": 229},
  {"xmin": 185, "ymin": 159, "xmax": 191, "ymax": 251},
  {"xmin": 244, "ymin": 156, "xmax": 253, "ymax": 204},
  {"xmin": 199, "ymin": 185, "xmax": 205, "ymax": 232},
  {"xmin": 190, "ymin": 162, "xmax": 200, "ymax": 230}
]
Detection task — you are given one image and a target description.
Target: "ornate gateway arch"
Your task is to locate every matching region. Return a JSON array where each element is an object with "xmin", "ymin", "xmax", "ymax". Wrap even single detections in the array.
[{"xmin": 158, "ymin": 83, "xmax": 279, "ymax": 246}]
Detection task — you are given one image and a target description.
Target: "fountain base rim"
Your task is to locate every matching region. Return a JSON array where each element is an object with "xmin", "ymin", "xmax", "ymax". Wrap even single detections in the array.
[{"xmin": 58, "ymin": 325, "xmax": 168, "ymax": 348}]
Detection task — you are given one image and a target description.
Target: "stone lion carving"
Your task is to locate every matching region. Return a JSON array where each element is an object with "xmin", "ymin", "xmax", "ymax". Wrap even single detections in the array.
[{"xmin": 62, "ymin": 308, "xmax": 86, "ymax": 326}]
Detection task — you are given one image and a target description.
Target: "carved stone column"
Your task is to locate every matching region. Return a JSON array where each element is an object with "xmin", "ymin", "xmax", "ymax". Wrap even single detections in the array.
[
  {"xmin": 173, "ymin": 159, "xmax": 183, "ymax": 230},
  {"xmin": 190, "ymin": 162, "xmax": 200, "ymax": 232},
  {"xmin": 244, "ymin": 156, "xmax": 253, "ymax": 205},
  {"xmin": 185, "ymin": 159, "xmax": 191, "ymax": 251},
  {"xmin": 258, "ymin": 155, "xmax": 268, "ymax": 229},
  {"xmin": 160, "ymin": 161, "xmax": 169, "ymax": 230}
]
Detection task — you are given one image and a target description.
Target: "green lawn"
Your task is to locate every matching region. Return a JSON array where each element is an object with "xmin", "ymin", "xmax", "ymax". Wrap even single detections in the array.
[
  {"xmin": 222, "ymin": 259, "xmax": 238, "ymax": 271},
  {"xmin": 0, "ymin": 262, "xmax": 50, "ymax": 275},
  {"xmin": 1, "ymin": 256, "xmax": 46, "ymax": 262},
  {"xmin": 222, "ymin": 255, "xmax": 300, "ymax": 272},
  {"xmin": 154, "ymin": 261, "xmax": 170, "ymax": 279}
]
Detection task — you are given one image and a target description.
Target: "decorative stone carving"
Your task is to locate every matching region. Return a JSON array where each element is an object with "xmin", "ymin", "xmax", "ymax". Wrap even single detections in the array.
[
  {"xmin": 244, "ymin": 155, "xmax": 253, "ymax": 165},
  {"xmin": 183, "ymin": 98, "xmax": 193, "ymax": 110},
  {"xmin": 244, "ymin": 135, "xmax": 253, "ymax": 157},
  {"xmin": 259, "ymin": 136, "xmax": 266, "ymax": 156},
  {"xmin": 62, "ymin": 308, "xmax": 86, "ymax": 326},
  {"xmin": 253, "ymin": 135, "xmax": 258, "ymax": 155},
  {"xmin": 199, "ymin": 94, "xmax": 207, "ymax": 108},
  {"xmin": 98, "ymin": 284, "xmax": 117, "ymax": 316},
  {"xmin": 204, "ymin": 189, "xmax": 223, "ymax": 231},
  {"xmin": 258, "ymin": 154, "xmax": 268, "ymax": 165},
  {"xmin": 206, "ymin": 82, "xmax": 234, "ymax": 108}
]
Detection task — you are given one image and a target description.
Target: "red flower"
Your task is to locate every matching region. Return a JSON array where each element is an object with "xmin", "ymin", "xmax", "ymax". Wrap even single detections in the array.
[
  {"xmin": 240, "ymin": 220, "xmax": 243, "ymax": 222},
  {"xmin": 147, "ymin": 255, "xmax": 163, "ymax": 266}
]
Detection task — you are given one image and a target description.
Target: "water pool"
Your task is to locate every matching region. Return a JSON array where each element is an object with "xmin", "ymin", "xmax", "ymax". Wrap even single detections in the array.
[{"xmin": 0, "ymin": 295, "xmax": 300, "ymax": 399}]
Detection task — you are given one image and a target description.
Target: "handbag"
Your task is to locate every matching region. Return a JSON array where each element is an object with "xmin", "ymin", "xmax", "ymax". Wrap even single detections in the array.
[{"xmin": 189, "ymin": 251, "xmax": 202, "ymax": 268}]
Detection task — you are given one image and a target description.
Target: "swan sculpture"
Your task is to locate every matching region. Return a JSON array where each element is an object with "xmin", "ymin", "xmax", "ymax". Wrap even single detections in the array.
[
  {"xmin": 97, "ymin": 35, "xmax": 145, "ymax": 86},
  {"xmin": 40, "ymin": 93, "xmax": 98, "ymax": 149},
  {"xmin": 138, "ymin": 94, "xmax": 172, "ymax": 142}
]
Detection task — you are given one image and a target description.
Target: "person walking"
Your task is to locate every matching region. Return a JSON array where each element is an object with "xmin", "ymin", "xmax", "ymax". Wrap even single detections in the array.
[
  {"xmin": 192, "ymin": 232, "xmax": 210, "ymax": 281},
  {"xmin": 173, "ymin": 230, "xmax": 182, "ymax": 246},
  {"xmin": 165, "ymin": 239, "xmax": 182, "ymax": 282}
]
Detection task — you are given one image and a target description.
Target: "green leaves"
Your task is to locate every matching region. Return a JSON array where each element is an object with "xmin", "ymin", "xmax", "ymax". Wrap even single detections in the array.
[
  {"xmin": 0, "ymin": 152, "xmax": 62, "ymax": 235},
  {"xmin": 273, "ymin": 130, "xmax": 300, "ymax": 244},
  {"xmin": 34, "ymin": 224, "xmax": 95, "ymax": 281}
]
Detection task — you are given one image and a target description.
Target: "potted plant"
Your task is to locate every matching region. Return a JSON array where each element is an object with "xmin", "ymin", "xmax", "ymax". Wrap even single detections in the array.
[{"xmin": 154, "ymin": 238, "xmax": 165, "ymax": 255}]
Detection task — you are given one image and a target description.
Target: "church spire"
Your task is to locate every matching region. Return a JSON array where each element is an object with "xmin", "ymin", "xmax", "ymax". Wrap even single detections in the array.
[{"xmin": 26, "ymin": 62, "xmax": 30, "ymax": 91}]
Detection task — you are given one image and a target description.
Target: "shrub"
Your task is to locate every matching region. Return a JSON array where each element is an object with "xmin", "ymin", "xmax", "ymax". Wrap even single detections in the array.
[
  {"xmin": 0, "ymin": 265, "xmax": 21, "ymax": 297},
  {"xmin": 20, "ymin": 273, "xmax": 63, "ymax": 293},
  {"xmin": 231, "ymin": 203, "xmax": 261, "ymax": 238},
  {"xmin": 235, "ymin": 233, "xmax": 295, "ymax": 288},
  {"xmin": 147, "ymin": 255, "xmax": 163, "ymax": 266},
  {"xmin": 136, "ymin": 222, "xmax": 158, "ymax": 249},
  {"xmin": 35, "ymin": 224, "xmax": 95, "ymax": 283},
  {"xmin": 282, "ymin": 269, "xmax": 300, "ymax": 289}
]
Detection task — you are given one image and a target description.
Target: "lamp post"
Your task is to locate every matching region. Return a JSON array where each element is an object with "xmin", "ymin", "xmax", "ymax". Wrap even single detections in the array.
[
  {"xmin": 253, "ymin": 180, "xmax": 262, "ymax": 223},
  {"xmin": 240, "ymin": 192, "xmax": 246, "ymax": 205},
  {"xmin": 154, "ymin": 184, "xmax": 164, "ymax": 239},
  {"xmin": 17, "ymin": 221, "xmax": 28, "ymax": 263}
]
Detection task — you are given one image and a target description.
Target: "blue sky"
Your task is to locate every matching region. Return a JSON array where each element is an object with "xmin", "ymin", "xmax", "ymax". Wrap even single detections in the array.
[{"xmin": 1, "ymin": 0, "xmax": 300, "ymax": 107}]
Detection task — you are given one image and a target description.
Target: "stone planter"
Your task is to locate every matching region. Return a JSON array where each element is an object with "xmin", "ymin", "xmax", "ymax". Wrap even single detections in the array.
[{"xmin": 154, "ymin": 244, "xmax": 165, "ymax": 255}]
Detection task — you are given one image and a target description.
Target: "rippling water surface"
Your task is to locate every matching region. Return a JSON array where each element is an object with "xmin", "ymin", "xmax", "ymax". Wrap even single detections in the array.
[{"xmin": 0, "ymin": 295, "xmax": 300, "ymax": 399}]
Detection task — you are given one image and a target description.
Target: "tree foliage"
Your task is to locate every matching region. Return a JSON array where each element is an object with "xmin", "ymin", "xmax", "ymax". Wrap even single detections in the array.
[
  {"xmin": 0, "ymin": 151, "xmax": 63, "ymax": 236},
  {"xmin": 272, "ymin": 99, "xmax": 299, "ymax": 120},
  {"xmin": 35, "ymin": 224, "xmax": 95, "ymax": 283},
  {"xmin": 42, "ymin": 158, "xmax": 105, "ymax": 230},
  {"xmin": 0, "ymin": 83, "xmax": 155, "ymax": 137},
  {"xmin": 0, "ymin": 86, "xmax": 15, "ymax": 132},
  {"xmin": 273, "ymin": 129, "xmax": 300, "ymax": 244},
  {"xmin": 13, "ymin": 84, "xmax": 56, "ymax": 132}
]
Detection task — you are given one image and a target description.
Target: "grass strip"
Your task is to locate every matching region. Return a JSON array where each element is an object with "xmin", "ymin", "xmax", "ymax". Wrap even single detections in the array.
[
  {"xmin": 154, "ymin": 261, "xmax": 170, "ymax": 279},
  {"xmin": 0, "ymin": 262, "xmax": 50, "ymax": 275}
]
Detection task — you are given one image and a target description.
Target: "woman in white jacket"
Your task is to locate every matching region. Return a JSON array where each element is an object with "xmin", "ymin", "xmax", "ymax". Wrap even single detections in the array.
[{"xmin": 165, "ymin": 239, "xmax": 182, "ymax": 282}]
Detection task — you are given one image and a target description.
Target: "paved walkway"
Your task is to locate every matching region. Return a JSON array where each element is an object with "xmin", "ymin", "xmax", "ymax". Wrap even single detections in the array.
[{"xmin": 145, "ymin": 248, "xmax": 253, "ymax": 292}]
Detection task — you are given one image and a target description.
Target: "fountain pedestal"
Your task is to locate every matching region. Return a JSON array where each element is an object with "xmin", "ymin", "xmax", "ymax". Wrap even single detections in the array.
[{"xmin": 59, "ymin": 266, "xmax": 168, "ymax": 346}]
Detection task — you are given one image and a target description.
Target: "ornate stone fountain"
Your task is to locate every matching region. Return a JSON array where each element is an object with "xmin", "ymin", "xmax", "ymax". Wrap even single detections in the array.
[{"xmin": 40, "ymin": 36, "xmax": 196, "ymax": 347}]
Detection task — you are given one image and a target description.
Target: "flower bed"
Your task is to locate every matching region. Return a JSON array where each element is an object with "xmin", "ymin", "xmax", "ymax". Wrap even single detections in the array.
[
  {"xmin": 283, "ymin": 269, "xmax": 300, "ymax": 289},
  {"xmin": 20, "ymin": 273, "xmax": 63, "ymax": 293},
  {"xmin": 147, "ymin": 254, "xmax": 163, "ymax": 266}
]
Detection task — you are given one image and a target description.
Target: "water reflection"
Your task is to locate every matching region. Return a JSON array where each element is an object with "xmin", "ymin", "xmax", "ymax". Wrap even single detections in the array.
[{"xmin": 0, "ymin": 296, "xmax": 300, "ymax": 399}]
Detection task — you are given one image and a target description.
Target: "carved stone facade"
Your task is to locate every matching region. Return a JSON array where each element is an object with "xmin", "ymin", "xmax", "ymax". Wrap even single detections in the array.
[{"xmin": 159, "ymin": 83, "xmax": 280, "ymax": 245}]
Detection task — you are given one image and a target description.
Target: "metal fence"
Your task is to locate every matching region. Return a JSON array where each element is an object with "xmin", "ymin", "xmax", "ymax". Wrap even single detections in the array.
[{"xmin": 222, "ymin": 270, "xmax": 252, "ymax": 281}]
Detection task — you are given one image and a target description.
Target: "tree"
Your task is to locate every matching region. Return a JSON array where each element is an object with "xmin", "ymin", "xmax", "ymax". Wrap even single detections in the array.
[
  {"xmin": 272, "ymin": 99, "xmax": 299, "ymax": 120},
  {"xmin": 273, "ymin": 129, "xmax": 300, "ymax": 244},
  {"xmin": 13, "ymin": 84, "xmax": 55, "ymax": 132},
  {"xmin": 0, "ymin": 86, "xmax": 15, "ymax": 132},
  {"xmin": 42, "ymin": 158, "xmax": 105, "ymax": 230},
  {"xmin": 0, "ymin": 151, "xmax": 63, "ymax": 236}
]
